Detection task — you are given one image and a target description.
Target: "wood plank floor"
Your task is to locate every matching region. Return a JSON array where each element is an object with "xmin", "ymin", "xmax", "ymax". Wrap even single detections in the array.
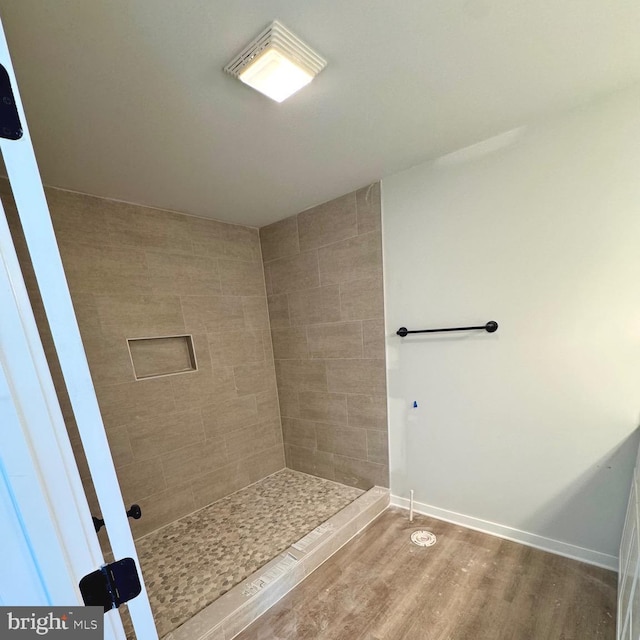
[{"xmin": 235, "ymin": 508, "xmax": 617, "ymax": 640}]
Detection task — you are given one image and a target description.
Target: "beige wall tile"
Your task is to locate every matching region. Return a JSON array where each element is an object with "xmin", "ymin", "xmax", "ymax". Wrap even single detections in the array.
[
  {"xmin": 189, "ymin": 217, "xmax": 228, "ymax": 258},
  {"xmin": 60, "ymin": 243, "xmax": 151, "ymax": 295},
  {"xmin": 288, "ymin": 285, "xmax": 341, "ymax": 326},
  {"xmin": 316, "ymin": 425, "xmax": 368, "ymax": 460},
  {"xmin": 282, "ymin": 417, "xmax": 317, "ymax": 449},
  {"xmin": 307, "ymin": 322, "xmax": 363, "ymax": 359},
  {"xmin": 262, "ymin": 328, "xmax": 275, "ymax": 362},
  {"xmin": 274, "ymin": 360, "xmax": 327, "ymax": 392},
  {"xmin": 318, "ymin": 232, "xmax": 382, "ymax": 286},
  {"xmin": 201, "ymin": 395, "xmax": 259, "ymax": 438},
  {"xmin": 224, "ymin": 225, "xmax": 261, "ymax": 262},
  {"xmin": 105, "ymin": 426, "xmax": 135, "ymax": 468},
  {"xmin": 191, "ymin": 461, "xmax": 249, "ymax": 509},
  {"xmin": 256, "ymin": 390, "xmax": 281, "ymax": 422},
  {"xmin": 347, "ymin": 394, "xmax": 388, "ymax": 430},
  {"xmin": 161, "ymin": 438, "xmax": 228, "ymax": 487},
  {"xmin": 128, "ymin": 409, "xmax": 205, "ymax": 461},
  {"xmin": 362, "ymin": 319, "xmax": 386, "ymax": 359},
  {"xmin": 273, "ymin": 419, "xmax": 284, "ymax": 445},
  {"xmin": 181, "ymin": 295, "xmax": 244, "ymax": 333},
  {"xmin": 44, "ymin": 352, "xmax": 72, "ymax": 422},
  {"xmin": 297, "ymin": 391, "xmax": 347, "ymax": 425},
  {"xmin": 171, "ymin": 366, "xmax": 238, "ymax": 411},
  {"xmin": 297, "ymin": 192, "xmax": 357, "ymax": 252},
  {"xmin": 271, "ymin": 327, "xmax": 309, "ymax": 360},
  {"xmin": 170, "ymin": 335, "xmax": 237, "ymax": 409},
  {"xmin": 356, "ymin": 183, "xmax": 381, "ymax": 235},
  {"xmin": 72, "ymin": 293, "xmax": 103, "ymax": 342},
  {"xmin": 366, "ymin": 430, "xmax": 389, "ymax": 465},
  {"xmin": 96, "ymin": 378, "xmax": 176, "ymax": 429},
  {"xmin": 339, "ymin": 277, "xmax": 384, "ymax": 321},
  {"xmin": 49, "ymin": 189, "xmax": 111, "ymax": 248},
  {"xmin": 2, "ymin": 201, "xmax": 25, "ymax": 253},
  {"xmin": 260, "ymin": 216, "xmax": 300, "ymax": 262},
  {"xmin": 258, "ymin": 185, "xmax": 386, "ymax": 489},
  {"xmin": 241, "ymin": 445, "xmax": 285, "ymax": 484},
  {"xmin": 225, "ymin": 420, "xmax": 280, "ymax": 462},
  {"xmin": 333, "ymin": 455, "xmax": 388, "ymax": 490},
  {"xmin": 242, "ymin": 296, "xmax": 270, "ymax": 330},
  {"xmin": 0, "ymin": 177, "xmax": 11, "ymax": 198},
  {"xmin": 83, "ymin": 334, "xmax": 136, "ymax": 386},
  {"xmin": 105, "ymin": 204, "xmax": 193, "ymax": 255},
  {"xmin": 326, "ymin": 359, "xmax": 386, "ymax": 395},
  {"xmin": 81, "ymin": 482, "xmax": 101, "ymax": 522},
  {"xmin": 208, "ymin": 329, "xmax": 264, "ymax": 367},
  {"xmin": 264, "ymin": 262, "xmax": 274, "ymax": 296},
  {"xmin": 267, "ymin": 294, "xmax": 290, "ymax": 328},
  {"xmin": 278, "ymin": 388, "xmax": 300, "ymax": 418},
  {"xmin": 146, "ymin": 251, "xmax": 221, "ymax": 296},
  {"xmin": 116, "ymin": 457, "xmax": 166, "ymax": 504},
  {"xmin": 95, "ymin": 294, "xmax": 185, "ymax": 336},
  {"xmin": 58, "ymin": 388, "xmax": 75, "ymax": 423},
  {"xmin": 234, "ymin": 360, "xmax": 276, "ymax": 396},
  {"xmin": 130, "ymin": 482, "xmax": 196, "ymax": 538},
  {"xmin": 188, "ymin": 333, "xmax": 212, "ymax": 372},
  {"xmin": 268, "ymin": 251, "xmax": 320, "ymax": 294},
  {"xmin": 218, "ymin": 258, "xmax": 265, "ymax": 296},
  {"xmin": 285, "ymin": 444, "xmax": 335, "ymax": 480},
  {"xmin": 70, "ymin": 437, "xmax": 91, "ymax": 481}
]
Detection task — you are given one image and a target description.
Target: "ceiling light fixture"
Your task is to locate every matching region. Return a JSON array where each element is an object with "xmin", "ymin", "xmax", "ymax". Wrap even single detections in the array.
[{"xmin": 224, "ymin": 20, "xmax": 327, "ymax": 103}]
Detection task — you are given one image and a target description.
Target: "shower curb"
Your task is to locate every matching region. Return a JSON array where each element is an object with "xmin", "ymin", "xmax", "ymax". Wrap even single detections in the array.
[{"xmin": 163, "ymin": 485, "xmax": 390, "ymax": 640}]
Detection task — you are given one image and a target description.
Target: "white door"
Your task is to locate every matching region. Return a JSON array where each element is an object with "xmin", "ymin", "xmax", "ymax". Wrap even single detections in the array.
[
  {"xmin": 0, "ymin": 205, "xmax": 128, "ymax": 640},
  {"xmin": 0, "ymin": 14, "xmax": 157, "ymax": 640}
]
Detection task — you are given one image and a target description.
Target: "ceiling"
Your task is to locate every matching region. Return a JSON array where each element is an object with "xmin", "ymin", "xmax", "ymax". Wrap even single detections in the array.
[{"xmin": 1, "ymin": 1, "xmax": 640, "ymax": 227}]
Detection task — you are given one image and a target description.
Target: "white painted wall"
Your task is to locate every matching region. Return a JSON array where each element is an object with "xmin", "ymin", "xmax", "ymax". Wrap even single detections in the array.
[{"xmin": 382, "ymin": 85, "xmax": 640, "ymax": 565}]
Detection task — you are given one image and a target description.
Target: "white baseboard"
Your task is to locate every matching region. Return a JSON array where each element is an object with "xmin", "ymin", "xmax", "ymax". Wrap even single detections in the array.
[{"xmin": 391, "ymin": 494, "xmax": 618, "ymax": 571}]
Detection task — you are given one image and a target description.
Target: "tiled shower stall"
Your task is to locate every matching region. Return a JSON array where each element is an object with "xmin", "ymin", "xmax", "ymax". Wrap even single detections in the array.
[{"xmin": 2, "ymin": 178, "xmax": 389, "ymax": 637}]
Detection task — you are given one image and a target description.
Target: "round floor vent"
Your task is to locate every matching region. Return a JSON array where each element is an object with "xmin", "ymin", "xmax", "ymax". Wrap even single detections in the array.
[{"xmin": 410, "ymin": 530, "xmax": 437, "ymax": 547}]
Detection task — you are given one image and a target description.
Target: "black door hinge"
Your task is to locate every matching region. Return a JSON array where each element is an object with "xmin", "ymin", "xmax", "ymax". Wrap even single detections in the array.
[
  {"xmin": 0, "ymin": 64, "xmax": 22, "ymax": 140},
  {"xmin": 79, "ymin": 557, "xmax": 142, "ymax": 612}
]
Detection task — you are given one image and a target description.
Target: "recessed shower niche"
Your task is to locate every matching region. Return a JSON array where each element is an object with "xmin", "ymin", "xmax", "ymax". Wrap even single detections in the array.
[{"xmin": 127, "ymin": 335, "xmax": 197, "ymax": 380}]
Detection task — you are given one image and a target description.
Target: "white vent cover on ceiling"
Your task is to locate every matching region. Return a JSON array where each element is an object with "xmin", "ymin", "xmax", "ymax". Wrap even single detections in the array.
[
  {"xmin": 224, "ymin": 21, "xmax": 327, "ymax": 102},
  {"xmin": 224, "ymin": 20, "xmax": 326, "ymax": 79}
]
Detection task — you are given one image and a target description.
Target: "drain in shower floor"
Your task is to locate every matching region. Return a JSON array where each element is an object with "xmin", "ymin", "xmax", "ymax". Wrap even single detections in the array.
[{"xmin": 410, "ymin": 530, "xmax": 437, "ymax": 547}]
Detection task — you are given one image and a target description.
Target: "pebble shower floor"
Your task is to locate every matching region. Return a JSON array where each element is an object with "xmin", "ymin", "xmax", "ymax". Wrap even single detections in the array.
[{"xmin": 121, "ymin": 468, "xmax": 363, "ymax": 638}]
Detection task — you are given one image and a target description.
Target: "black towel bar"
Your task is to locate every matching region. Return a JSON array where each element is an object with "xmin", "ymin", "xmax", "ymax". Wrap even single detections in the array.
[{"xmin": 397, "ymin": 321, "xmax": 498, "ymax": 337}]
